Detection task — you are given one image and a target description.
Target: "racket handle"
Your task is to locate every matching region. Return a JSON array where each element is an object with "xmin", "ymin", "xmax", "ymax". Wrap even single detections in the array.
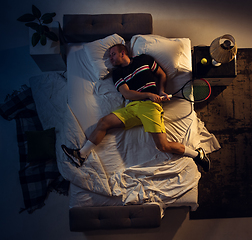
[{"xmin": 160, "ymin": 95, "xmax": 172, "ymax": 100}]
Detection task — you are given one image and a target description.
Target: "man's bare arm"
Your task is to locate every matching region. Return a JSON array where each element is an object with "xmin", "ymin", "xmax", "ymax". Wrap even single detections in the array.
[
  {"xmin": 155, "ymin": 66, "xmax": 169, "ymax": 99},
  {"xmin": 118, "ymin": 84, "xmax": 162, "ymax": 103}
]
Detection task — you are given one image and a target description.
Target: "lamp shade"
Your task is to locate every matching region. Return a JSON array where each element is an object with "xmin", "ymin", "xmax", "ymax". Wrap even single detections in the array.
[{"xmin": 210, "ymin": 34, "xmax": 237, "ymax": 63}]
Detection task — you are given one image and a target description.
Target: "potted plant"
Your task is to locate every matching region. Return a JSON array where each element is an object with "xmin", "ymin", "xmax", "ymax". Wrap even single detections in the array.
[{"xmin": 17, "ymin": 5, "xmax": 58, "ymax": 47}]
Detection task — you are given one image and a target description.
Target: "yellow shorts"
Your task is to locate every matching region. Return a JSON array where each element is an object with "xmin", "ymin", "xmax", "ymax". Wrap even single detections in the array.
[{"xmin": 113, "ymin": 100, "xmax": 166, "ymax": 133}]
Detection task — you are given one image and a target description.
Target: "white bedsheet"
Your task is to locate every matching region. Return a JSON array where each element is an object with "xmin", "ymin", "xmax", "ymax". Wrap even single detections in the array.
[{"xmin": 29, "ymin": 38, "xmax": 221, "ymax": 213}]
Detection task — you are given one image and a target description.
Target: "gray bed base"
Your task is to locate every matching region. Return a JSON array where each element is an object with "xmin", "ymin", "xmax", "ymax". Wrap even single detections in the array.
[{"xmin": 63, "ymin": 13, "xmax": 161, "ymax": 231}]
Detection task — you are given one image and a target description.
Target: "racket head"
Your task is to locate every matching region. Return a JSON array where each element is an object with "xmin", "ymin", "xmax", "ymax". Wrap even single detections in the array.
[{"xmin": 182, "ymin": 78, "xmax": 211, "ymax": 102}]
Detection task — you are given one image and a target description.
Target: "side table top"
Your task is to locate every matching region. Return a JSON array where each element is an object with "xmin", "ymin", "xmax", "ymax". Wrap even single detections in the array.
[{"xmin": 193, "ymin": 46, "xmax": 237, "ymax": 79}]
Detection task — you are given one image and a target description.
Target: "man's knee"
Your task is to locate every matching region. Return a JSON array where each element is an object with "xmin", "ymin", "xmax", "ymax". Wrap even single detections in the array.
[
  {"xmin": 151, "ymin": 134, "xmax": 169, "ymax": 152},
  {"xmin": 97, "ymin": 116, "xmax": 111, "ymax": 130},
  {"xmin": 97, "ymin": 114, "xmax": 124, "ymax": 130},
  {"xmin": 152, "ymin": 135, "xmax": 185, "ymax": 155}
]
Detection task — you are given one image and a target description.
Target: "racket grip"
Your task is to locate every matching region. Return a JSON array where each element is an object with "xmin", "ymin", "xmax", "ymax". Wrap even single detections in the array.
[{"xmin": 160, "ymin": 95, "xmax": 172, "ymax": 99}]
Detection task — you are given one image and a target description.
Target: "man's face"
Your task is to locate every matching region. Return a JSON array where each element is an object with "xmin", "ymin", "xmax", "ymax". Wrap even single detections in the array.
[{"xmin": 109, "ymin": 46, "xmax": 123, "ymax": 66}]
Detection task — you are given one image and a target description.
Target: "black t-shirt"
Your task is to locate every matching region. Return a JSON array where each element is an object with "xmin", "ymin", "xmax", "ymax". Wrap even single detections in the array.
[{"xmin": 112, "ymin": 54, "xmax": 159, "ymax": 95}]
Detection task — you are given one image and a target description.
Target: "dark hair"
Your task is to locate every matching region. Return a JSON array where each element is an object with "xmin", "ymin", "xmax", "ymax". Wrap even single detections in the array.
[{"xmin": 110, "ymin": 44, "xmax": 129, "ymax": 56}]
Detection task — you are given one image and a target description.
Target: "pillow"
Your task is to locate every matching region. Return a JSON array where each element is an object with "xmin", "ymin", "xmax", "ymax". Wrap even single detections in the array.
[
  {"xmin": 84, "ymin": 34, "xmax": 125, "ymax": 80},
  {"xmin": 26, "ymin": 127, "xmax": 56, "ymax": 163},
  {"xmin": 130, "ymin": 35, "xmax": 184, "ymax": 79}
]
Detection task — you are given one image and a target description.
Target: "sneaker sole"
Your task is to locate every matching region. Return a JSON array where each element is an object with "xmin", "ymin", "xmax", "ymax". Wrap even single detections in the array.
[
  {"xmin": 61, "ymin": 145, "xmax": 81, "ymax": 167},
  {"xmin": 200, "ymin": 148, "xmax": 210, "ymax": 172}
]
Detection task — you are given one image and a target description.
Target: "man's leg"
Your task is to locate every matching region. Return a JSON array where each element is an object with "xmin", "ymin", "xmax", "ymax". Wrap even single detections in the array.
[
  {"xmin": 88, "ymin": 113, "xmax": 125, "ymax": 146},
  {"xmin": 150, "ymin": 132, "xmax": 210, "ymax": 172},
  {"xmin": 151, "ymin": 132, "xmax": 188, "ymax": 155},
  {"xmin": 62, "ymin": 113, "xmax": 124, "ymax": 166}
]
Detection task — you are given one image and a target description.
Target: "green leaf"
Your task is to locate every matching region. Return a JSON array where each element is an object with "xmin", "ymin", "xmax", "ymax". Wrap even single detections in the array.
[
  {"xmin": 45, "ymin": 31, "xmax": 58, "ymax": 42},
  {"xmin": 32, "ymin": 5, "xmax": 41, "ymax": 19},
  {"xmin": 43, "ymin": 25, "xmax": 50, "ymax": 32},
  {"xmin": 41, "ymin": 13, "xmax": 56, "ymax": 24},
  {"xmin": 38, "ymin": 24, "xmax": 44, "ymax": 34},
  {"xmin": 41, "ymin": 12, "xmax": 56, "ymax": 20},
  {"xmin": 42, "ymin": 17, "xmax": 53, "ymax": 24},
  {"xmin": 40, "ymin": 34, "xmax": 47, "ymax": 45},
  {"xmin": 25, "ymin": 22, "xmax": 40, "ymax": 31},
  {"xmin": 17, "ymin": 13, "xmax": 36, "ymax": 22},
  {"xmin": 32, "ymin": 32, "xmax": 40, "ymax": 47}
]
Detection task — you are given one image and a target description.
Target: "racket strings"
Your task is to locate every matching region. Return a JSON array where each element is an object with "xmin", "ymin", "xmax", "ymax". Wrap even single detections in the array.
[{"xmin": 182, "ymin": 79, "xmax": 211, "ymax": 102}]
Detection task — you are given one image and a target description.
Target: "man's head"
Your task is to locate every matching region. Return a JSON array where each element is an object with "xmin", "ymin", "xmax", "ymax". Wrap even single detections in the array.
[{"xmin": 109, "ymin": 44, "xmax": 130, "ymax": 67}]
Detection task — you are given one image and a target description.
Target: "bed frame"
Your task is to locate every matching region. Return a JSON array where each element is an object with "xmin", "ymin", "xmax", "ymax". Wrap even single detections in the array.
[
  {"xmin": 69, "ymin": 205, "xmax": 161, "ymax": 231},
  {"xmin": 61, "ymin": 13, "xmax": 163, "ymax": 231},
  {"xmin": 62, "ymin": 13, "xmax": 153, "ymax": 43}
]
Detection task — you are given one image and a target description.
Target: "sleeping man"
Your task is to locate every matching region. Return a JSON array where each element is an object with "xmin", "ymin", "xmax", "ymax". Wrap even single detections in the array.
[{"xmin": 62, "ymin": 43, "xmax": 210, "ymax": 172}]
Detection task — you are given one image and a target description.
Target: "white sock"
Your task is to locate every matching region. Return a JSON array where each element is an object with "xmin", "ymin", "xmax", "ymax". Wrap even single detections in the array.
[
  {"xmin": 183, "ymin": 146, "xmax": 198, "ymax": 158},
  {"xmin": 79, "ymin": 140, "xmax": 96, "ymax": 158}
]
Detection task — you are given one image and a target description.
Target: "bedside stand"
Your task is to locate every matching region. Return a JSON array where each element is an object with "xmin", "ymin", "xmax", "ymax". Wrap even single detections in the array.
[
  {"xmin": 192, "ymin": 46, "xmax": 237, "ymax": 86},
  {"xmin": 29, "ymin": 22, "xmax": 66, "ymax": 72}
]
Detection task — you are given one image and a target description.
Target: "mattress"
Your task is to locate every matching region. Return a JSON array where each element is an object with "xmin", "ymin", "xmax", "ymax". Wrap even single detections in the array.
[
  {"xmin": 29, "ymin": 32, "xmax": 220, "ymax": 216},
  {"xmin": 50, "ymin": 34, "xmax": 220, "ymax": 212}
]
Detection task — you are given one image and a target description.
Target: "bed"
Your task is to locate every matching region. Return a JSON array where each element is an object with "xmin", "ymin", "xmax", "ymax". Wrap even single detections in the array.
[{"xmin": 29, "ymin": 13, "xmax": 220, "ymax": 230}]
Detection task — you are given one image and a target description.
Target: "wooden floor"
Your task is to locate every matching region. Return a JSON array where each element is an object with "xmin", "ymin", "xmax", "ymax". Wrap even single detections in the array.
[{"xmin": 191, "ymin": 48, "xmax": 252, "ymax": 219}]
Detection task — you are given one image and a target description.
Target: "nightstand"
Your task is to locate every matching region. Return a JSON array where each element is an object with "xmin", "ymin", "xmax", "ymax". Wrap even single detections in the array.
[
  {"xmin": 29, "ymin": 22, "xmax": 66, "ymax": 72},
  {"xmin": 192, "ymin": 46, "xmax": 237, "ymax": 86}
]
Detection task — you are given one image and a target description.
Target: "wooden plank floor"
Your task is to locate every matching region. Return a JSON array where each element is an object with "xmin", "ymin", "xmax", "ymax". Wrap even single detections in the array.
[{"xmin": 191, "ymin": 48, "xmax": 252, "ymax": 219}]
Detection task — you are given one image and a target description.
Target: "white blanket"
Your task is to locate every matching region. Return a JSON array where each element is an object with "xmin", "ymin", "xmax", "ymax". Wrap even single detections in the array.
[{"xmin": 30, "ymin": 77, "xmax": 220, "ymax": 212}]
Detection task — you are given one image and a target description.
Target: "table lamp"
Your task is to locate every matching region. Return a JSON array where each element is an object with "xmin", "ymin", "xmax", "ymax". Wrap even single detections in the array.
[{"xmin": 209, "ymin": 34, "xmax": 237, "ymax": 66}]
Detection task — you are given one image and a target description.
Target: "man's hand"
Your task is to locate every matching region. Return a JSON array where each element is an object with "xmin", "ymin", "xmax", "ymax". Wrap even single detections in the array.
[
  {"xmin": 148, "ymin": 93, "xmax": 170, "ymax": 103},
  {"xmin": 159, "ymin": 92, "xmax": 170, "ymax": 102},
  {"xmin": 148, "ymin": 93, "xmax": 162, "ymax": 103},
  {"xmin": 119, "ymin": 84, "xmax": 170, "ymax": 103}
]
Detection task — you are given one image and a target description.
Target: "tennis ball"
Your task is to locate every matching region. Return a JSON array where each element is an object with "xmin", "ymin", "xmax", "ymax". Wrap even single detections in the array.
[{"xmin": 201, "ymin": 58, "xmax": 208, "ymax": 65}]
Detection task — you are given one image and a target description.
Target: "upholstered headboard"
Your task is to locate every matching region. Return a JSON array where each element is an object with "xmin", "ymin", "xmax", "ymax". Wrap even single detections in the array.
[{"xmin": 62, "ymin": 13, "xmax": 153, "ymax": 43}]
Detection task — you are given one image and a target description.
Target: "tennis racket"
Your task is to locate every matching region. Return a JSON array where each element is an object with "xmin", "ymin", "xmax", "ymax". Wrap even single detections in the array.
[{"xmin": 163, "ymin": 78, "xmax": 211, "ymax": 103}]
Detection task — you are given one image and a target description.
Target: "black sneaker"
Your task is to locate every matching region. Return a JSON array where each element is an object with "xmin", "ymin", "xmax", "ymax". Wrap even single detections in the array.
[
  {"xmin": 193, "ymin": 147, "xmax": 210, "ymax": 172},
  {"xmin": 61, "ymin": 145, "xmax": 86, "ymax": 167}
]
